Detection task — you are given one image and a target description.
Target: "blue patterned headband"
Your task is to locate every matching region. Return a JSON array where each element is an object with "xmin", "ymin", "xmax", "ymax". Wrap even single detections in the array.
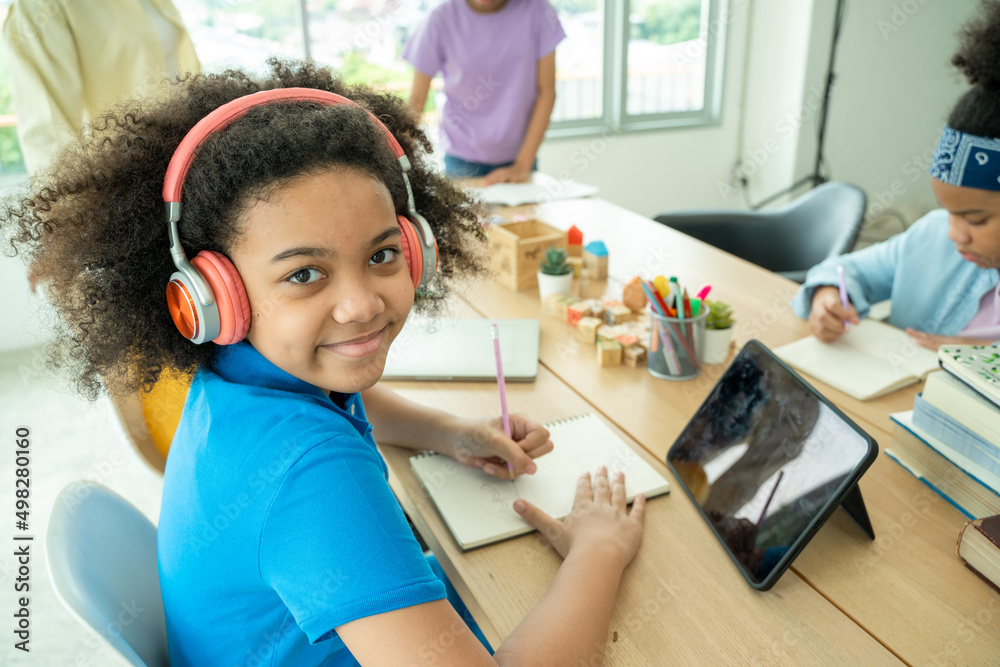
[{"xmin": 930, "ymin": 127, "xmax": 1000, "ymax": 191}]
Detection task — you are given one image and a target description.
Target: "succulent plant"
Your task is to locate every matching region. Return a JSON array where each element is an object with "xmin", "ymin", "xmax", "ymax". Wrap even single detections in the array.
[
  {"xmin": 539, "ymin": 246, "xmax": 572, "ymax": 276},
  {"xmin": 705, "ymin": 299, "xmax": 734, "ymax": 330}
]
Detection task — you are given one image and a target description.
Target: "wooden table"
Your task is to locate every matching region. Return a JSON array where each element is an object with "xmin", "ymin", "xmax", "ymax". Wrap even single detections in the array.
[{"xmin": 382, "ymin": 198, "xmax": 1000, "ymax": 665}]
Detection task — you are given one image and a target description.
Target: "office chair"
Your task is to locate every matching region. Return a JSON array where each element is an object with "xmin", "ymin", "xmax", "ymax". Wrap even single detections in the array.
[
  {"xmin": 46, "ymin": 481, "xmax": 169, "ymax": 667},
  {"xmin": 653, "ymin": 182, "xmax": 867, "ymax": 283},
  {"xmin": 108, "ymin": 368, "xmax": 192, "ymax": 474}
]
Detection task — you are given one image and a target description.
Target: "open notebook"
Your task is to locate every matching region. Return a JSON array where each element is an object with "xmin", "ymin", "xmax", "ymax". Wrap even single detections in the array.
[
  {"xmin": 410, "ymin": 414, "xmax": 670, "ymax": 550},
  {"xmin": 773, "ymin": 319, "xmax": 939, "ymax": 401}
]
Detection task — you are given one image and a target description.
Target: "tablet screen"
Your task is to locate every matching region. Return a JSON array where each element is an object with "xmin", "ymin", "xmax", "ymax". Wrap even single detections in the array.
[{"xmin": 667, "ymin": 340, "xmax": 877, "ymax": 589}]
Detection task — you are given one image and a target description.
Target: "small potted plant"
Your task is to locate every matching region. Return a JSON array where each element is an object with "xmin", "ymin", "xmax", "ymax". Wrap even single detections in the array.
[
  {"xmin": 702, "ymin": 299, "xmax": 734, "ymax": 364},
  {"xmin": 536, "ymin": 246, "xmax": 573, "ymax": 300}
]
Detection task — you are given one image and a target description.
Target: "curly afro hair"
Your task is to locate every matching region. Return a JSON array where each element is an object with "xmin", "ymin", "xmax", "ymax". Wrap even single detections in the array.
[
  {"xmin": 949, "ymin": 0, "xmax": 1000, "ymax": 135},
  {"xmin": 1, "ymin": 59, "xmax": 488, "ymax": 399}
]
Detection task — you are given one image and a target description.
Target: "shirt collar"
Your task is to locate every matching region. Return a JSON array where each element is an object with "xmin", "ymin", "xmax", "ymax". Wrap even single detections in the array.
[{"xmin": 210, "ymin": 343, "xmax": 369, "ymax": 430}]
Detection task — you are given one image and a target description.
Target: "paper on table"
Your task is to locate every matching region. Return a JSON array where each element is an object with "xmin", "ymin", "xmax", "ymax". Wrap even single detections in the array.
[
  {"xmin": 773, "ymin": 319, "xmax": 938, "ymax": 401},
  {"xmin": 410, "ymin": 414, "xmax": 669, "ymax": 550},
  {"xmin": 472, "ymin": 171, "xmax": 599, "ymax": 207}
]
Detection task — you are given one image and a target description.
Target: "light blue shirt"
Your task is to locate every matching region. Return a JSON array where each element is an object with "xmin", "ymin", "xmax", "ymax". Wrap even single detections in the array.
[
  {"xmin": 158, "ymin": 342, "xmax": 447, "ymax": 666},
  {"xmin": 792, "ymin": 209, "xmax": 998, "ymax": 335}
]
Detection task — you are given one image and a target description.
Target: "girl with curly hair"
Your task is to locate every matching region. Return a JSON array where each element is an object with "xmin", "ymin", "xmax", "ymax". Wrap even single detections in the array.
[
  {"xmin": 2, "ymin": 60, "xmax": 645, "ymax": 665},
  {"xmin": 794, "ymin": 0, "xmax": 1000, "ymax": 349}
]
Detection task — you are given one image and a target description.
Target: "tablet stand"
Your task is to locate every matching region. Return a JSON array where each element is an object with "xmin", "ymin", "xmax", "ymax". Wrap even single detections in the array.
[{"xmin": 840, "ymin": 484, "xmax": 874, "ymax": 540}]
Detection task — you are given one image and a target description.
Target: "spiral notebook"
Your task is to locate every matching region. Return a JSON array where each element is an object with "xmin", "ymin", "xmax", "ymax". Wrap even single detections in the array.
[{"xmin": 410, "ymin": 414, "xmax": 671, "ymax": 550}]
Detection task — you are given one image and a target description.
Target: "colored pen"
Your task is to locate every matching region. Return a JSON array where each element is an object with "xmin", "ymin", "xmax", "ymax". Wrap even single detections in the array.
[
  {"xmin": 491, "ymin": 324, "xmax": 514, "ymax": 479},
  {"xmin": 837, "ymin": 265, "xmax": 850, "ymax": 328},
  {"xmin": 644, "ymin": 280, "xmax": 698, "ymax": 362},
  {"xmin": 640, "ymin": 282, "xmax": 682, "ymax": 375}
]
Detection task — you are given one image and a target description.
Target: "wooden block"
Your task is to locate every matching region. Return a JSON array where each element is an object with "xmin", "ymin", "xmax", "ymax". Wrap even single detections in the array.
[
  {"xmin": 576, "ymin": 316, "xmax": 602, "ymax": 344},
  {"xmin": 622, "ymin": 278, "xmax": 648, "ymax": 313},
  {"xmin": 567, "ymin": 256, "xmax": 583, "ymax": 278},
  {"xmin": 488, "ymin": 219, "xmax": 568, "ymax": 291},
  {"xmin": 596, "ymin": 340, "xmax": 623, "ymax": 367},
  {"xmin": 582, "ymin": 299, "xmax": 605, "ymax": 320},
  {"xmin": 583, "ymin": 241, "xmax": 609, "ymax": 280},
  {"xmin": 615, "ymin": 333, "xmax": 640, "ymax": 347},
  {"xmin": 605, "ymin": 304, "xmax": 634, "ymax": 325},
  {"xmin": 624, "ymin": 344, "xmax": 647, "ymax": 368},
  {"xmin": 542, "ymin": 293, "xmax": 563, "ymax": 317},
  {"xmin": 596, "ymin": 324, "xmax": 626, "ymax": 343},
  {"xmin": 567, "ymin": 302, "xmax": 587, "ymax": 326},
  {"xmin": 543, "ymin": 294, "xmax": 577, "ymax": 319}
]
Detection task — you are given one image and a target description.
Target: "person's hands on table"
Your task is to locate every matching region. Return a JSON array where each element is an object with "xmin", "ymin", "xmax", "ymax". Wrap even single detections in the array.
[
  {"xmin": 809, "ymin": 285, "xmax": 859, "ymax": 342},
  {"xmin": 443, "ymin": 413, "xmax": 553, "ymax": 479},
  {"xmin": 482, "ymin": 162, "xmax": 533, "ymax": 186},
  {"xmin": 514, "ymin": 467, "xmax": 646, "ymax": 566}
]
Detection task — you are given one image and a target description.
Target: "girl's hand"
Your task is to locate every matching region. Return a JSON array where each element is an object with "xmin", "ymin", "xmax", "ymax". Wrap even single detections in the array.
[
  {"xmin": 905, "ymin": 328, "xmax": 998, "ymax": 351},
  {"xmin": 483, "ymin": 163, "xmax": 533, "ymax": 185},
  {"xmin": 445, "ymin": 413, "xmax": 553, "ymax": 479},
  {"xmin": 809, "ymin": 285, "xmax": 859, "ymax": 342},
  {"xmin": 514, "ymin": 468, "xmax": 646, "ymax": 568}
]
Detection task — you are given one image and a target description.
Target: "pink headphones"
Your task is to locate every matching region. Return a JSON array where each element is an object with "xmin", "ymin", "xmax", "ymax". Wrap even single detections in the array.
[{"xmin": 164, "ymin": 88, "xmax": 439, "ymax": 345}]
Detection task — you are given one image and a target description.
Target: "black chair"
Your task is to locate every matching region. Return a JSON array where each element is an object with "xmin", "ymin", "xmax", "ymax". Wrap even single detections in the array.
[{"xmin": 653, "ymin": 182, "xmax": 867, "ymax": 283}]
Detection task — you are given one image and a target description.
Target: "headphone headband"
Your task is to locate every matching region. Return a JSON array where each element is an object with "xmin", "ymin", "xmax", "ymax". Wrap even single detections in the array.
[{"xmin": 162, "ymin": 88, "xmax": 405, "ymax": 206}]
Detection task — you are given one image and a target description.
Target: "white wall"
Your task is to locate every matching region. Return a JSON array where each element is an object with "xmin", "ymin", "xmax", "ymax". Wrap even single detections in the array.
[{"xmin": 800, "ymin": 0, "xmax": 979, "ymax": 224}]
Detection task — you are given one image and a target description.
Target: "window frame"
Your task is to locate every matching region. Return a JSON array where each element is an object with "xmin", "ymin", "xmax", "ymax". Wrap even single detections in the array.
[{"xmin": 547, "ymin": 0, "xmax": 727, "ymax": 139}]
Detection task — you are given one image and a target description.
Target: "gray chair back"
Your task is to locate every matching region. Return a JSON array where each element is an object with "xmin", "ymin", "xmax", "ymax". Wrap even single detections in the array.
[{"xmin": 654, "ymin": 182, "xmax": 867, "ymax": 283}]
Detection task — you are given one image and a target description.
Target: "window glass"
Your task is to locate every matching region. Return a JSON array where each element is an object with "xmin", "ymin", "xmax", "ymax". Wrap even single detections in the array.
[
  {"xmin": 551, "ymin": 0, "xmax": 603, "ymax": 122},
  {"xmin": 173, "ymin": 0, "xmax": 303, "ymax": 73},
  {"xmin": 626, "ymin": 0, "xmax": 707, "ymax": 116}
]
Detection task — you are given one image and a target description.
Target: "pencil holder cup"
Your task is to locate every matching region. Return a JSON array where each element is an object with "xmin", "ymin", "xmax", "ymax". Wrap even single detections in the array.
[{"xmin": 647, "ymin": 309, "xmax": 706, "ymax": 381}]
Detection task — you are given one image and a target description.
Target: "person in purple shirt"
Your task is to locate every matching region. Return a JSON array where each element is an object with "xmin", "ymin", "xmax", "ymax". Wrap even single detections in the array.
[{"xmin": 404, "ymin": 0, "xmax": 565, "ymax": 184}]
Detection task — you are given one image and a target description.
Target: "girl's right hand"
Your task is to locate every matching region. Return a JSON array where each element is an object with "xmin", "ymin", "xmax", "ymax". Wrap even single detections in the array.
[
  {"xmin": 809, "ymin": 285, "xmax": 859, "ymax": 343},
  {"xmin": 513, "ymin": 468, "xmax": 646, "ymax": 568}
]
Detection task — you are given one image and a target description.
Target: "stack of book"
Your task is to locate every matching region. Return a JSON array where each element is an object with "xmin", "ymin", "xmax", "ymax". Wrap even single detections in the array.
[{"xmin": 886, "ymin": 344, "xmax": 1000, "ymax": 520}]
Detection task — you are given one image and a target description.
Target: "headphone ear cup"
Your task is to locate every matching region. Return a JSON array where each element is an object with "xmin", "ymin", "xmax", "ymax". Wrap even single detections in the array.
[
  {"xmin": 397, "ymin": 214, "xmax": 422, "ymax": 289},
  {"xmin": 190, "ymin": 251, "xmax": 250, "ymax": 345}
]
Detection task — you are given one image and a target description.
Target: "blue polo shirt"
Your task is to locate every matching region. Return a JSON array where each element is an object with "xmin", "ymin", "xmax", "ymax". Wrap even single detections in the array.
[{"xmin": 157, "ymin": 342, "xmax": 447, "ymax": 666}]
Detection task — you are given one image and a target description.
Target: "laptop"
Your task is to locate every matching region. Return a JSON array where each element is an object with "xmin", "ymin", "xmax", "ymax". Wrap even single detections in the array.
[{"xmin": 382, "ymin": 318, "xmax": 540, "ymax": 382}]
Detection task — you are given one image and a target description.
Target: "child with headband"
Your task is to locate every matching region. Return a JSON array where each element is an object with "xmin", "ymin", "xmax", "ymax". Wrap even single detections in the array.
[
  {"xmin": 794, "ymin": 1, "xmax": 1000, "ymax": 350},
  {"xmin": 1, "ymin": 60, "xmax": 645, "ymax": 666}
]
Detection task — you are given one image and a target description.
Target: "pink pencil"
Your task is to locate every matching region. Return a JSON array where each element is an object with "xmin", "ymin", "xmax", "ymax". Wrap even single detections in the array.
[{"xmin": 491, "ymin": 324, "xmax": 514, "ymax": 479}]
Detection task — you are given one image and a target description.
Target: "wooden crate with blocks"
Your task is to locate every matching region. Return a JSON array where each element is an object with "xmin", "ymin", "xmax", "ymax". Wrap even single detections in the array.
[{"xmin": 488, "ymin": 219, "xmax": 567, "ymax": 291}]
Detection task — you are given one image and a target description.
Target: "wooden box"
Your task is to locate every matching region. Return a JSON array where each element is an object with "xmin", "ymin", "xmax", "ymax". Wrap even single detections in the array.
[{"xmin": 489, "ymin": 219, "xmax": 567, "ymax": 291}]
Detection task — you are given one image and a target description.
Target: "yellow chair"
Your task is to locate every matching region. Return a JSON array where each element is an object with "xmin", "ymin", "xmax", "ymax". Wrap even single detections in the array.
[{"xmin": 108, "ymin": 368, "xmax": 190, "ymax": 474}]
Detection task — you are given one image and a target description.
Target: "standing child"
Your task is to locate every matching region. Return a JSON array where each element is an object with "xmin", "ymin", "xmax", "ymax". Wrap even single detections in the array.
[
  {"xmin": 2, "ymin": 60, "xmax": 646, "ymax": 666},
  {"xmin": 404, "ymin": 0, "xmax": 565, "ymax": 183}
]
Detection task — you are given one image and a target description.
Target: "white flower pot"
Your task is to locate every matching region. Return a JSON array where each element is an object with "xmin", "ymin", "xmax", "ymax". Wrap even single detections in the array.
[
  {"xmin": 537, "ymin": 271, "xmax": 573, "ymax": 300},
  {"xmin": 701, "ymin": 327, "xmax": 734, "ymax": 364}
]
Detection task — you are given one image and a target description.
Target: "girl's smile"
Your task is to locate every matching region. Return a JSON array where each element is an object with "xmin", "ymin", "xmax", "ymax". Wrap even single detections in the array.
[{"xmin": 230, "ymin": 167, "xmax": 415, "ymax": 394}]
